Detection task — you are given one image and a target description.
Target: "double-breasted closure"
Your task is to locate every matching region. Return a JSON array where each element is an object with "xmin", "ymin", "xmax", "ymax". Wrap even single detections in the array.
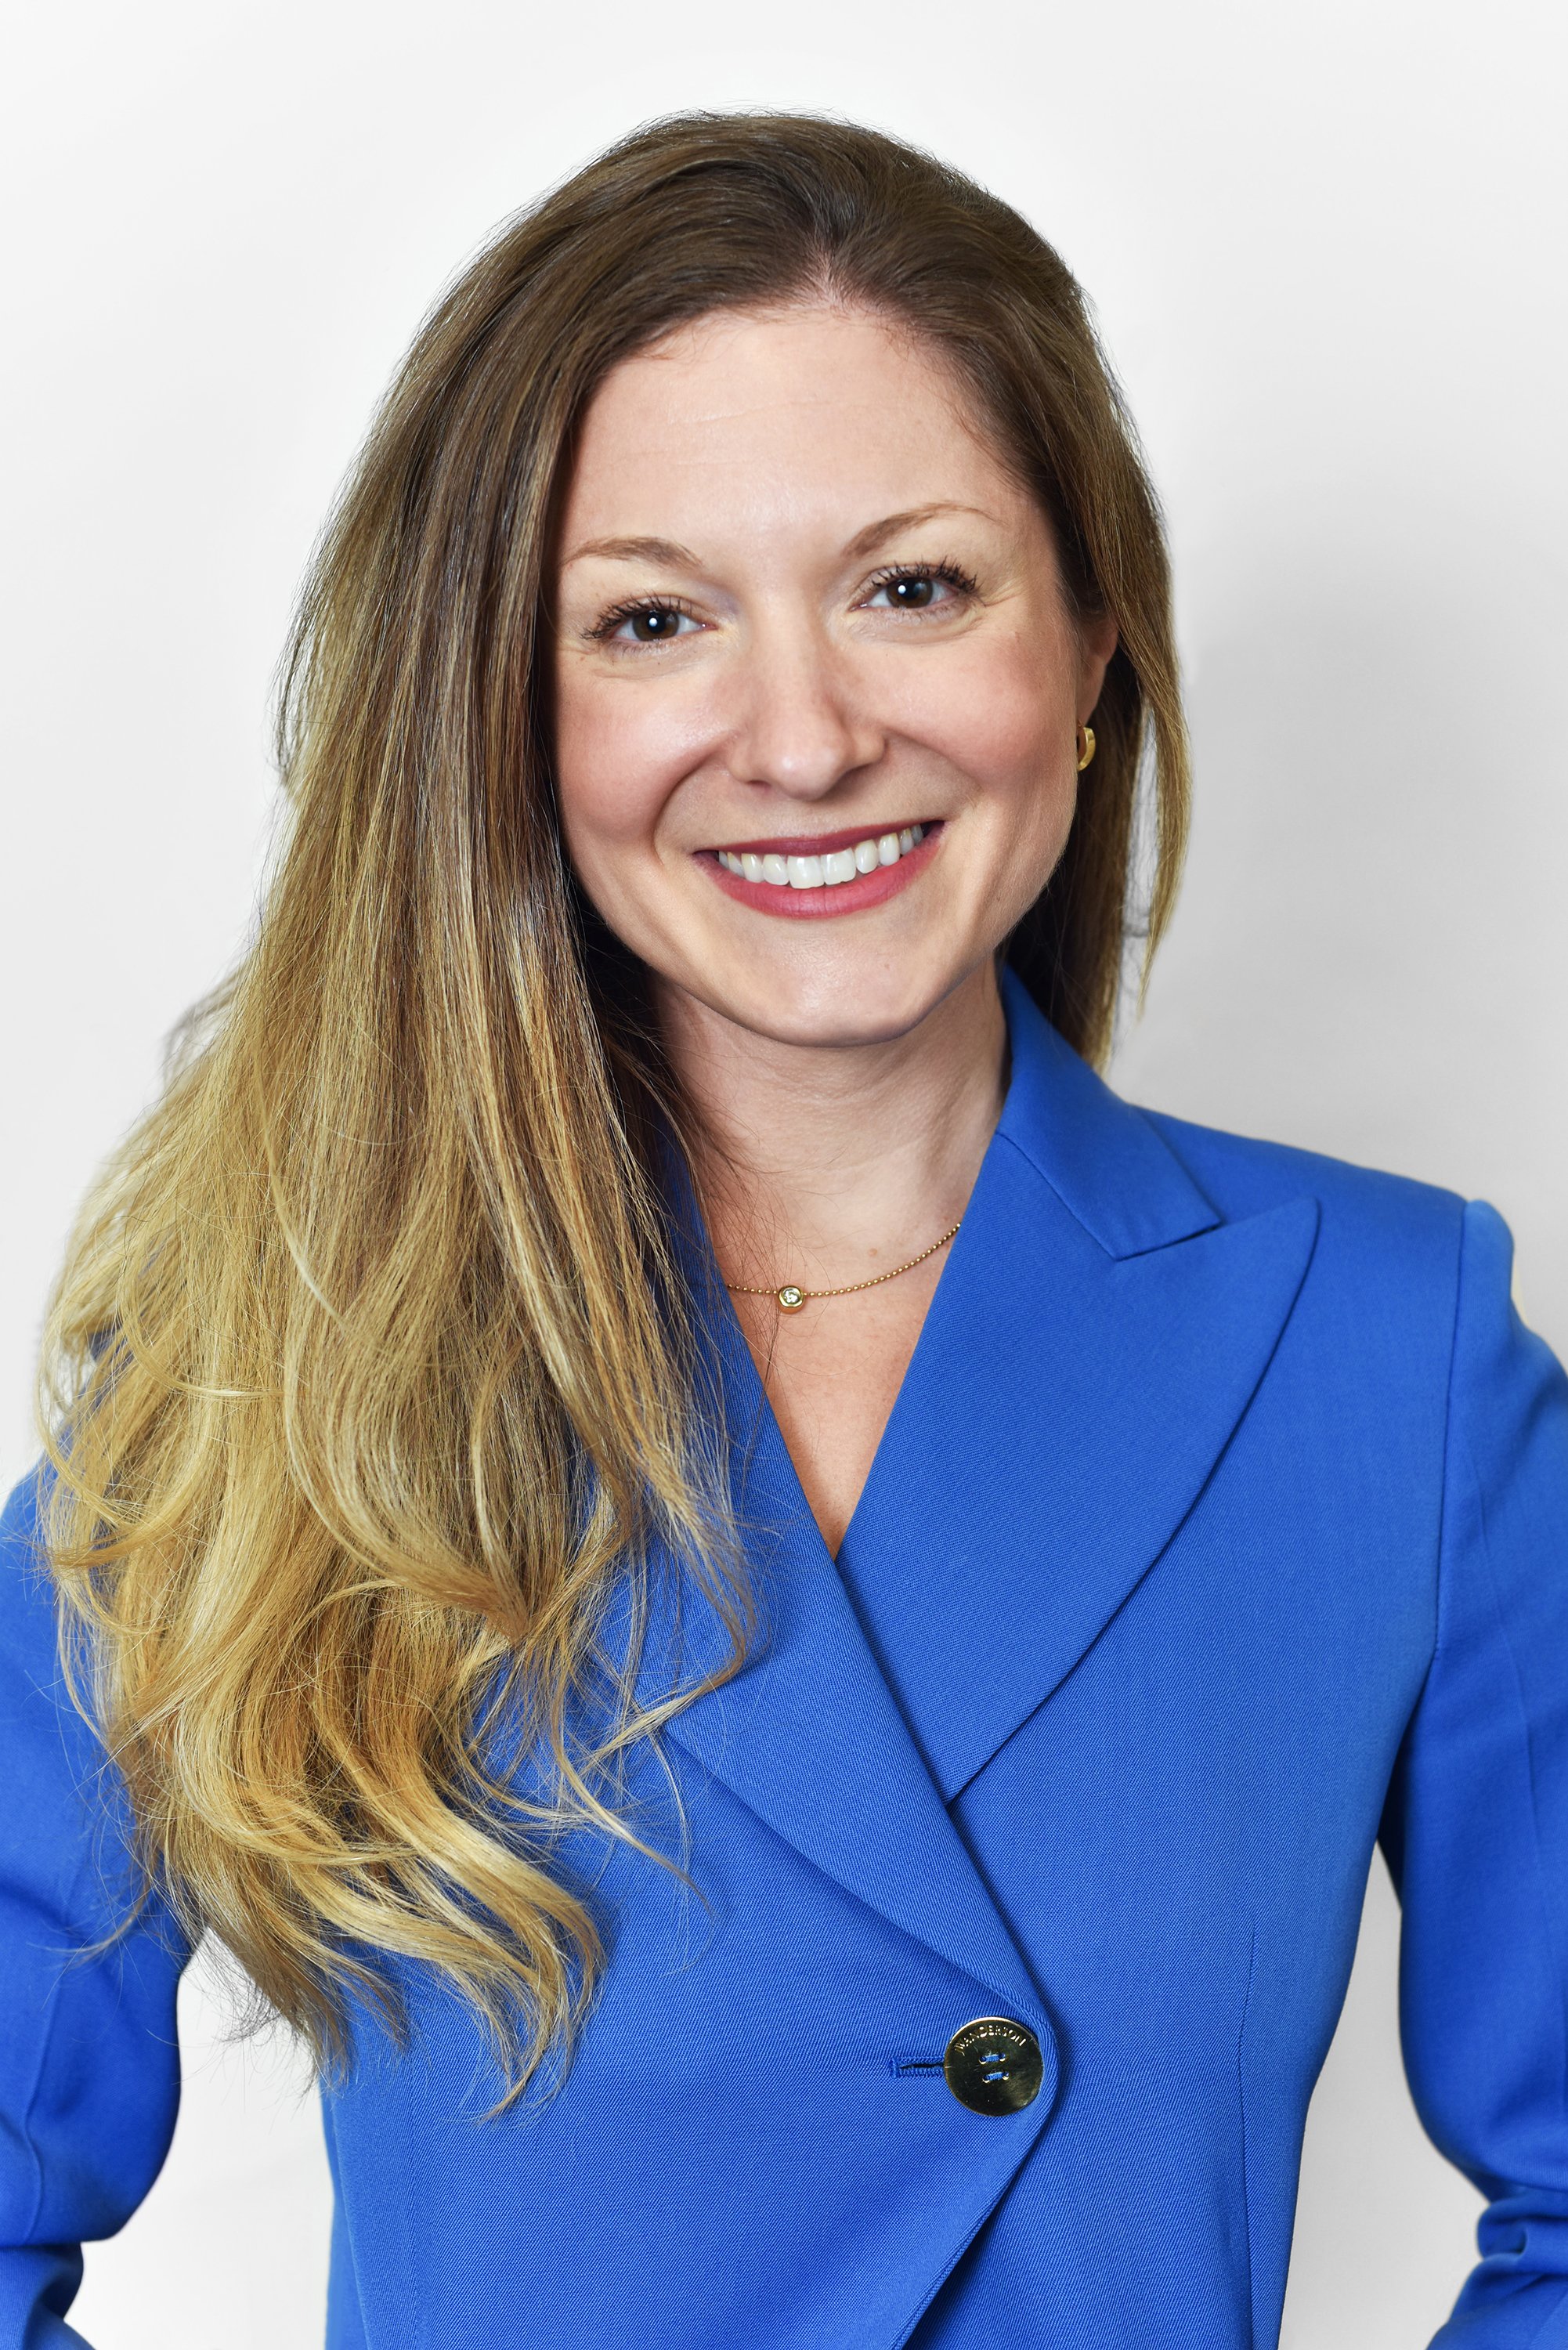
[{"xmin": 4, "ymin": 971, "xmax": 1568, "ymax": 2348}]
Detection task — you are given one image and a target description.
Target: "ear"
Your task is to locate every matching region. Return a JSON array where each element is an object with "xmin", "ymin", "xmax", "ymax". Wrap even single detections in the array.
[{"xmin": 1077, "ymin": 612, "xmax": 1119, "ymax": 722}]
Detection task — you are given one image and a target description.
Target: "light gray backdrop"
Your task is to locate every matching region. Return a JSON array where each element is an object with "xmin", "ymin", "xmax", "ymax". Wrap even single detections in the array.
[{"xmin": 4, "ymin": 2, "xmax": 1564, "ymax": 2342}]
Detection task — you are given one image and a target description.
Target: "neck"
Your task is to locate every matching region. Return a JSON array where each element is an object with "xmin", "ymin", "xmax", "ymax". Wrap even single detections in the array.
[{"xmin": 656, "ymin": 963, "xmax": 1008, "ymax": 1288}]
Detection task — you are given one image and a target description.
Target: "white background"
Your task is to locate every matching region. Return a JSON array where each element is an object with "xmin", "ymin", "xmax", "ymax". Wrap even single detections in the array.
[{"xmin": 3, "ymin": 2, "xmax": 1564, "ymax": 2342}]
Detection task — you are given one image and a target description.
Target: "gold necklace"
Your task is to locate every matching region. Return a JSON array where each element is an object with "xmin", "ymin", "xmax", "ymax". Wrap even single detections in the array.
[{"xmin": 724, "ymin": 1219, "xmax": 963, "ymax": 1314}]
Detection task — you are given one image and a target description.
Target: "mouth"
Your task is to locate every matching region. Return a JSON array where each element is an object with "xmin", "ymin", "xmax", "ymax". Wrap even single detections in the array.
[{"xmin": 698, "ymin": 820, "xmax": 942, "ymax": 920}]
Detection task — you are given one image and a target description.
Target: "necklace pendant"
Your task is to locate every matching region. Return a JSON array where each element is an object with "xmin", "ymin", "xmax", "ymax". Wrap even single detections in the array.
[{"xmin": 776, "ymin": 1284, "xmax": 806, "ymax": 1313}]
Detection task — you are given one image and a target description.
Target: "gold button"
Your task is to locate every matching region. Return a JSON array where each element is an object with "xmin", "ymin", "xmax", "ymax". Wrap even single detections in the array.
[{"xmin": 942, "ymin": 2017, "xmax": 1046, "ymax": 2117}]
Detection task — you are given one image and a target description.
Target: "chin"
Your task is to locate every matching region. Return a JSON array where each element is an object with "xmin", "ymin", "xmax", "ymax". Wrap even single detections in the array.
[{"xmin": 723, "ymin": 967, "xmax": 956, "ymax": 1050}]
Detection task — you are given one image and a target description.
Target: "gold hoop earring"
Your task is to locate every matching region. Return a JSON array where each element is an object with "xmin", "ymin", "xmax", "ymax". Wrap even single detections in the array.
[{"xmin": 1076, "ymin": 723, "xmax": 1097, "ymax": 772}]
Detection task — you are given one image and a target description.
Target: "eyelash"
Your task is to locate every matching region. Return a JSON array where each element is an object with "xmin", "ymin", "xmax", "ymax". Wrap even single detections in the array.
[
  {"xmin": 586, "ymin": 595, "xmax": 699, "ymax": 644},
  {"xmin": 585, "ymin": 559, "xmax": 981, "ymax": 645},
  {"xmin": 862, "ymin": 559, "xmax": 980, "ymax": 610}
]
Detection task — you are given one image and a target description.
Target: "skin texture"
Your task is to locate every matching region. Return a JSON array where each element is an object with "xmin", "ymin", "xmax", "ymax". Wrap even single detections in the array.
[{"xmin": 552, "ymin": 304, "xmax": 1115, "ymax": 1551}]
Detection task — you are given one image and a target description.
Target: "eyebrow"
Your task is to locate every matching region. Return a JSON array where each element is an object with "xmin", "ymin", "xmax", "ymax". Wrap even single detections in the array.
[
  {"xmin": 560, "ymin": 533, "xmax": 703, "ymax": 569},
  {"xmin": 840, "ymin": 504, "xmax": 997, "ymax": 560},
  {"xmin": 560, "ymin": 504, "xmax": 997, "ymax": 575}
]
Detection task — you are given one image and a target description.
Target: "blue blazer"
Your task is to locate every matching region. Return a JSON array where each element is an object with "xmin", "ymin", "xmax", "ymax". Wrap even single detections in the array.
[{"xmin": 5, "ymin": 971, "xmax": 1568, "ymax": 2349}]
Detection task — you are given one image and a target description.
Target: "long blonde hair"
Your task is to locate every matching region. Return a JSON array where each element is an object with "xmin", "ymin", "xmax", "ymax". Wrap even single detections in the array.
[{"xmin": 38, "ymin": 113, "xmax": 1190, "ymax": 2094}]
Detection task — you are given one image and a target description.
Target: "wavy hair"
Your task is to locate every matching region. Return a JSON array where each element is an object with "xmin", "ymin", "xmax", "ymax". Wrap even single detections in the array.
[{"xmin": 38, "ymin": 111, "xmax": 1189, "ymax": 2094}]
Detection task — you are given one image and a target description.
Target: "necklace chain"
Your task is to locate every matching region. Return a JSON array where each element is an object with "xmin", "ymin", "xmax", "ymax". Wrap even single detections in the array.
[{"xmin": 725, "ymin": 1218, "xmax": 963, "ymax": 1312}]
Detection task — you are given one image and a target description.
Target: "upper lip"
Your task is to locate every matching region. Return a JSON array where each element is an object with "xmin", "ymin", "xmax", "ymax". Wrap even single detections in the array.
[{"xmin": 703, "ymin": 820, "xmax": 940, "ymax": 857}]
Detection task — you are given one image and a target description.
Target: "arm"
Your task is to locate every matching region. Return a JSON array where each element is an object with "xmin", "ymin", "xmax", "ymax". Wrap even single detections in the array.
[
  {"xmin": 1380, "ymin": 1200, "xmax": 1568, "ymax": 2347},
  {"xmin": 0, "ymin": 1469, "xmax": 188, "ymax": 2350}
]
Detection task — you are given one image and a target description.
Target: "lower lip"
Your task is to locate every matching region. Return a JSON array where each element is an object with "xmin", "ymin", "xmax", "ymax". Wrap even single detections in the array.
[{"xmin": 698, "ymin": 826, "xmax": 943, "ymax": 920}]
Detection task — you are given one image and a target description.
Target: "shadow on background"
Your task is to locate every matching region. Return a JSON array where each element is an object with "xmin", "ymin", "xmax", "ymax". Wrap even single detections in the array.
[{"xmin": 1116, "ymin": 503, "xmax": 1567, "ymax": 1345}]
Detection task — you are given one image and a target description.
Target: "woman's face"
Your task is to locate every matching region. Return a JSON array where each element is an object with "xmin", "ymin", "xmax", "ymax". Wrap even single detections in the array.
[{"xmin": 551, "ymin": 303, "xmax": 1116, "ymax": 1050}]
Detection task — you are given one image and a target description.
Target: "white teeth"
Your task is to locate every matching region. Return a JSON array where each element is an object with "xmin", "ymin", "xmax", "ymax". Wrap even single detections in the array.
[{"xmin": 717, "ymin": 826, "xmax": 933, "ymax": 890}]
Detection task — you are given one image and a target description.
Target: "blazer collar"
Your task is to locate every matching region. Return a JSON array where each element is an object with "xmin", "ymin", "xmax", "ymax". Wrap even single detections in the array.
[
  {"xmin": 641, "ymin": 970, "xmax": 1319, "ymax": 2015},
  {"xmin": 990, "ymin": 967, "xmax": 1219, "ymax": 1258}
]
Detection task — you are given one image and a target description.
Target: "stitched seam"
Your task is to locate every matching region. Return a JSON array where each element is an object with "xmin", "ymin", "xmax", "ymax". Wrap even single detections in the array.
[
  {"xmin": 1409, "ymin": 1203, "xmax": 1469, "ymax": 1719},
  {"xmin": 1236, "ymin": 1922, "xmax": 1258, "ymax": 2350},
  {"xmin": 1463, "ymin": 1415, "xmax": 1568, "ymax": 2130}
]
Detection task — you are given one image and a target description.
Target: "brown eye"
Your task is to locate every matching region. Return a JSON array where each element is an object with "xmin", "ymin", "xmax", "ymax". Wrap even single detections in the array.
[
  {"xmin": 628, "ymin": 606, "xmax": 686, "ymax": 641},
  {"xmin": 591, "ymin": 600, "xmax": 699, "ymax": 646},
  {"xmin": 864, "ymin": 562, "xmax": 975, "ymax": 615}
]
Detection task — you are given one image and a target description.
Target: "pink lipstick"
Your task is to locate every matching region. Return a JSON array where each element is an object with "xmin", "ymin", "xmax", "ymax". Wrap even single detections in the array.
[{"xmin": 698, "ymin": 820, "xmax": 942, "ymax": 920}]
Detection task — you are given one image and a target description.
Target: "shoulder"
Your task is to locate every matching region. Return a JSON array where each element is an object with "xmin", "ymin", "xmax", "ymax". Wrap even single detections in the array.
[
  {"xmin": 1127, "ymin": 1104, "xmax": 1500, "ymax": 1416},
  {"xmin": 1140, "ymin": 1103, "xmax": 1469, "ymax": 1281},
  {"xmin": 1131, "ymin": 1112, "xmax": 1557, "ymax": 1492},
  {"xmin": 0, "ymin": 1462, "xmax": 111, "ymax": 1813}
]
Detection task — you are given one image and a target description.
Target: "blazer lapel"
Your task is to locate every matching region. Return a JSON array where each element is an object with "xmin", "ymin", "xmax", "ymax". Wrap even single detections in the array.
[
  {"xmin": 835, "ymin": 973, "xmax": 1321, "ymax": 1800},
  {"xmin": 640, "ymin": 1307, "xmax": 1053, "ymax": 2031}
]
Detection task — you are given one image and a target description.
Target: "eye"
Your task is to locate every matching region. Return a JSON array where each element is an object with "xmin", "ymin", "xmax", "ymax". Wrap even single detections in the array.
[
  {"xmin": 591, "ymin": 599, "xmax": 701, "ymax": 646},
  {"xmin": 862, "ymin": 561, "xmax": 978, "ymax": 616}
]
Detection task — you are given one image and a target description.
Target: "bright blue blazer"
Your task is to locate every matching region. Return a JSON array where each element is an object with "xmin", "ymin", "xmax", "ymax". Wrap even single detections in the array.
[{"xmin": 5, "ymin": 971, "xmax": 1568, "ymax": 2348}]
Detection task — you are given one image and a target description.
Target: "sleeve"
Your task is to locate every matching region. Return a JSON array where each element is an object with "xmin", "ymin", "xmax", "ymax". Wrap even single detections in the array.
[
  {"xmin": 0, "ymin": 1466, "xmax": 190, "ymax": 2349},
  {"xmin": 1378, "ymin": 1199, "xmax": 1568, "ymax": 2348}
]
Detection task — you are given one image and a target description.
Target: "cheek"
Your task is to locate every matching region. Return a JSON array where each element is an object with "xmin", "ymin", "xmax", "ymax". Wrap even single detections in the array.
[
  {"xmin": 551, "ymin": 671, "xmax": 695, "ymax": 866},
  {"xmin": 891, "ymin": 629, "xmax": 1077, "ymax": 820}
]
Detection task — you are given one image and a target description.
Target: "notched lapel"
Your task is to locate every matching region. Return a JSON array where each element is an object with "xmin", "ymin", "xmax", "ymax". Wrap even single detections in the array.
[
  {"xmin": 836, "ymin": 1155, "xmax": 1321, "ymax": 1800},
  {"xmin": 833, "ymin": 974, "xmax": 1321, "ymax": 1801}
]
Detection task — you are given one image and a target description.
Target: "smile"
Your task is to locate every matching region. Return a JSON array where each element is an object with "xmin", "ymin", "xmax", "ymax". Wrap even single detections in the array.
[
  {"xmin": 701, "ymin": 822, "xmax": 941, "ymax": 920},
  {"xmin": 716, "ymin": 822, "xmax": 928, "ymax": 890}
]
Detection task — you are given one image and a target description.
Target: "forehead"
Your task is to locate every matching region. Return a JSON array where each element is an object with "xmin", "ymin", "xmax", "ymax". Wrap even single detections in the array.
[{"xmin": 557, "ymin": 304, "xmax": 1022, "ymax": 545}]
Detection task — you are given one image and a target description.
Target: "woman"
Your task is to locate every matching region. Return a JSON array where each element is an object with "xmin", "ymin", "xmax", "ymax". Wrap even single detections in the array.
[{"xmin": 2, "ymin": 111, "xmax": 1564, "ymax": 2350}]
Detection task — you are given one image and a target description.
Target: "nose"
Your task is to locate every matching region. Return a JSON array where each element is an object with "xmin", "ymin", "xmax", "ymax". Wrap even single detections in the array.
[{"xmin": 724, "ymin": 620, "xmax": 885, "ymax": 801}]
